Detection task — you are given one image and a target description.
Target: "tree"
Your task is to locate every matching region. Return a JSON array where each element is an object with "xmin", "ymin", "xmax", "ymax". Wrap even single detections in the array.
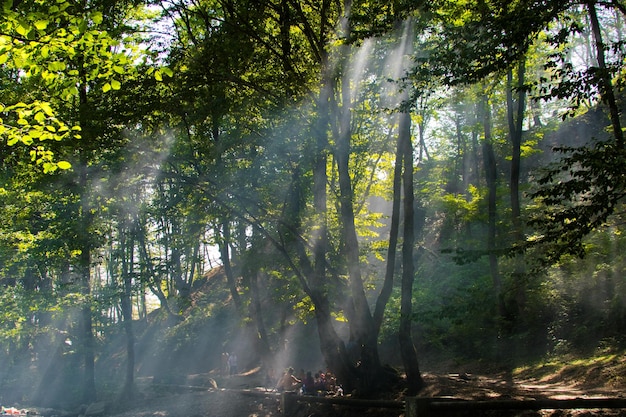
[
  {"xmin": 480, "ymin": 92, "xmax": 504, "ymax": 320},
  {"xmin": 527, "ymin": 0, "xmax": 626, "ymax": 265},
  {"xmin": 1, "ymin": 0, "xmax": 163, "ymax": 402},
  {"xmin": 397, "ymin": 96, "xmax": 423, "ymax": 393},
  {"xmin": 506, "ymin": 58, "xmax": 528, "ymax": 322},
  {"xmin": 0, "ymin": 0, "xmax": 81, "ymax": 171}
]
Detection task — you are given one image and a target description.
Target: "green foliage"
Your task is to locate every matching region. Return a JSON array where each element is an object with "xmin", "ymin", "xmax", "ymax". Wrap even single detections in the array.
[
  {"xmin": 419, "ymin": 0, "xmax": 570, "ymax": 85},
  {"xmin": 412, "ymin": 256, "xmax": 500, "ymax": 358},
  {"xmin": 527, "ymin": 142, "xmax": 626, "ymax": 265},
  {"xmin": 0, "ymin": 0, "xmax": 163, "ymax": 171},
  {"xmin": 1, "ymin": 0, "xmax": 626, "ymax": 401},
  {"xmin": 542, "ymin": 221, "xmax": 626, "ymax": 351},
  {"xmin": 440, "ymin": 185, "xmax": 483, "ymax": 223}
]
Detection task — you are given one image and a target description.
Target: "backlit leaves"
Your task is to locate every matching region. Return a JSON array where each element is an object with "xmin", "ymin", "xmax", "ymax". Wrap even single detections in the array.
[
  {"xmin": 0, "ymin": 101, "xmax": 78, "ymax": 171},
  {"xmin": 0, "ymin": 0, "xmax": 144, "ymax": 171}
]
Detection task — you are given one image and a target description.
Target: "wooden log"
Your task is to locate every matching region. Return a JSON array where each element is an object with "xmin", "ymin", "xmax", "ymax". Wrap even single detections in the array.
[
  {"xmin": 281, "ymin": 392, "xmax": 404, "ymax": 416},
  {"xmin": 429, "ymin": 398, "xmax": 626, "ymax": 411},
  {"xmin": 281, "ymin": 392, "xmax": 298, "ymax": 416},
  {"xmin": 405, "ymin": 397, "xmax": 431, "ymax": 417},
  {"xmin": 293, "ymin": 395, "xmax": 404, "ymax": 409},
  {"xmin": 405, "ymin": 397, "xmax": 626, "ymax": 417}
]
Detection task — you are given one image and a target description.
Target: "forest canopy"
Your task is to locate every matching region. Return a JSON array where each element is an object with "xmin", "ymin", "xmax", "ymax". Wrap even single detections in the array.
[{"xmin": 1, "ymin": 0, "xmax": 625, "ymax": 406}]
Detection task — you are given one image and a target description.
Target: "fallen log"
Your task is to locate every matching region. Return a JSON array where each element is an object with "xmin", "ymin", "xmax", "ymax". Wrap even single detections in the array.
[
  {"xmin": 406, "ymin": 397, "xmax": 626, "ymax": 417},
  {"xmin": 281, "ymin": 391, "xmax": 404, "ymax": 416}
]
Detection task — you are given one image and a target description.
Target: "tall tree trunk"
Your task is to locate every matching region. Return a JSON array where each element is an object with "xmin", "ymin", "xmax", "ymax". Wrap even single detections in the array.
[
  {"xmin": 586, "ymin": 0, "xmax": 624, "ymax": 149},
  {"xmin": 373, "ymin": 119, "xmax": 402, "ymax": 333},
  {"xmin": 119, "ymin": 227, "xmax": 136, "ymax": 402},
  {"xmin": 481, "ymin": 94, "xmax": 504, "ymax": 320},
  {"xmin": 416, "ymin": 97, "xmax": 431, "ymax": 162},
  {"xmin": 252, "ymin": 0, "xmax": 356, "ymax": 392},
  {"xmin": 333, "ymin": 0, "xmax": 381, "ymax": 393},
  {"xmin": 247, "ymin": 258, "xmax": 272, "ymax": 365},
  {"xmin": 507, "ymin": 61, "xmax": 526, "ymax": 243},
  {"xmin": 219, "ymin": 220, "xmax": 243, "ymax": 315},
  {"xmin": 454, "ymin": 110, "xmax": 465, "ymax": 194},
  {"xmin": 78, "ymin": 169, "xmax": 96, "ymax": 404},
  {"xmin": 398, "ymin": 106, "xmax": 424, "ymax": 394},
  {"xmin": 314, "ymin": 71, "xmax": 354, "ymax": 392},
  {"xmin": 171, "ymin": 244, "xmax": 189, "ymax": 301},
  {"xmin": 78, "ymin": 53, "xmax": 96, "ymax": 404},
  {"xmin": 506, "ymin": 60, "xmax": 527, "ymax": 321},
  {"xmin": 136, "ymin": 220, "xmax": 176, "ymax": 318}
]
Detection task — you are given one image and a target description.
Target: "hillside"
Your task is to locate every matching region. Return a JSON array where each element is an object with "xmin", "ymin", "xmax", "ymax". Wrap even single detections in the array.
[{"xmin": 90, "ymin": 266, "xmax": 626, "ymax": 417}]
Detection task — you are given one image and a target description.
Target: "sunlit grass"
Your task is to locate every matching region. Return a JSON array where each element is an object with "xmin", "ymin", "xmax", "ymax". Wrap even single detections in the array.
[{"xmin": 511, "ymin": 347, "xmax": 626, "ymax": 389}]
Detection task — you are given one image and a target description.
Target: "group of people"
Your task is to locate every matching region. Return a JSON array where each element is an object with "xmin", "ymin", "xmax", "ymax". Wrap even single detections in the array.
[
  {"xmin": 220, "ymin": 351, "xmax": 238, "ymax": 376},
  {"xmin": 219, "ymin": 351, "xmax": 342, "ymax": 396},
  {"xmin": 273, "ymin": 367, "xmax": 342, "ymax": 396}
]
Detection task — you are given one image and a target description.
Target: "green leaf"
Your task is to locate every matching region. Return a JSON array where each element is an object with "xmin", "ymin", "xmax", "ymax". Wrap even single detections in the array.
[
  {"xmin": 110, "ymin": 79, "xmax": 121, "ymax": 90},
  {"xmin": 34, "ymin": 20, "xmax": 49, "ymax": 30},
  {"xmin": 16, "ymin": 21, "xmax": 29, "ymax": 37},
  {"xmin": 40, "ymin": 102, "xmax": 54, "ymax": 116},
  {"xmin": 91, "ymin": 12, "xmax": 103, "ymax": 25},
  {"xmin": 102, "ymin": 82, "xmax": 111, "ymax": 92},
  {"xmin": 154, "ymin": 70, "xmax": 163, "ymax": 81},
  {"xmin": 47, "ymin": 62, "xmax": 64, "ymax": 71},
  {"xmin": 57, "ymin": 161, "xmax": 72, "ymax": 170},
  {"xmin": 161, "ymin": 67, "xmax": 174, "ymax": 77},
  {"xmin": 34, "ymin": 112, "xmax": 46, "ymax": 123},
  {"xmin": 29, "ymin": 129, "xmax": 42, "ymax": 138}
]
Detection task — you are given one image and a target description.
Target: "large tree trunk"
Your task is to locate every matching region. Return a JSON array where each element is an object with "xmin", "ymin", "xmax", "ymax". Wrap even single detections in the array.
[
  {"xmin": 335, "ymin": 100, "xmax": 381, "ymax": 391},
  {"xmin": 333, "ymin": 0, "xmax": 382, "ymax": 393},
  {"xmin": 312, "ymin": 65, "xmax": 356, "ymax": 391},
  {"xmin": 312, "ymin": 291, "xmax": 355, "ymax": 391},
  {"xmin": 398, "ymin": 107, "xmax": 424, "ymax": 394}
]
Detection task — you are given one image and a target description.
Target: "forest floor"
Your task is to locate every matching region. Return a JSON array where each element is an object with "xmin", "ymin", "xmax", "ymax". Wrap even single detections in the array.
[{"xmin": 98, "ymin": 350, "xmax": 626, "ymax": 417}]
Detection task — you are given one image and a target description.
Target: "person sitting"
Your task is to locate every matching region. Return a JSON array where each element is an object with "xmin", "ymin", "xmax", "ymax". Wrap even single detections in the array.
[
  {"xmin": 325, "ymin": 369, "xmax": 337, "ymax": 391},
  {"xmin": 302, "ymin": 371, "xmax": 315, "ymax": 395},
  {"xmin": 276, "ymin": 367, "xmax": 302, "ymax": 392},
  {"xmin": 314, "ymin": 371, "xmax": 327, "ymax": 392}
]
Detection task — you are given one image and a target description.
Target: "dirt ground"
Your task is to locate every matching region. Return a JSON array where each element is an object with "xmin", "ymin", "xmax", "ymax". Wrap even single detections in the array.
[{"xmin": 92, "ymin": 363, "xmax": 626, "ymax": 417}]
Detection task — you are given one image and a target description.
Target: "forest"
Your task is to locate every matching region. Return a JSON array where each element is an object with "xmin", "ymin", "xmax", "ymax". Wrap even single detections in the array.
[{"xmin": 1, "ymin": 0, "xmax": 626, "ymax": 410}]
